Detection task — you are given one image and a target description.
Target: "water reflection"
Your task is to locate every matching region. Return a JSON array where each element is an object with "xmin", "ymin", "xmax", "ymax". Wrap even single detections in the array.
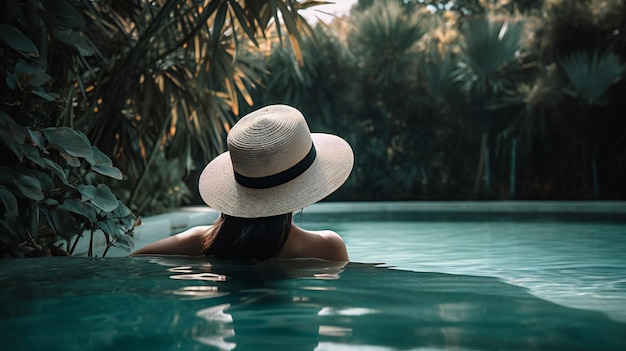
[
  {"xmin": 151, "ymin": 256, "xmax": 346, "ymax": 351},
  {"xmin": 148, "ymin": 256, "xmax": 626, "ymax": 351},
  {"xmin": 170, "ymin": 286, "xmax": 228, "ymax": 300},
  {"xmin": 0, "ymin": 257, "xmax": 625, "ymax": 351},
  {"xmin": 195, "ymin": 304, "xmax": 235, "ymax": 350}
]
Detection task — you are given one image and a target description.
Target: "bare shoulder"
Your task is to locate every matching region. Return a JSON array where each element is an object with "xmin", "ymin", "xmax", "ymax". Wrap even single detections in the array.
[
  {"xmin": 178, "ymin": 225, "xmax": 212, "ymax": 238},
  {"xmin": 281, "ymin": 227, "xmax": 349, "ymax": 262},
  {"xmin": 315, "ymin": 230, "xmax": 346, "ymax": 246},
  {"xmin": 310, "ymin": 230, "xmax": 349, "ymax": 261},
  {"xmin": 130, "ymin": 225, "xmax": 211, "ymax": 256}
]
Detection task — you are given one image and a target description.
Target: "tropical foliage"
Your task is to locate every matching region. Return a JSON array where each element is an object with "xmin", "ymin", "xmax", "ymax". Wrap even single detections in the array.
[
  {"xmin": 560, "ymin": 50, "xmax": 626, "ymax": 106},
  {"xmin": 0, "ymin": 24, "xmax": 133, "ymax": 257},
  {"xmin": 1, "ymin": 0, "xmax": 321, "ymax": 257},
  {"xmin": 256, "ymin": 0, "xmax": 626, "ymax": 200}
]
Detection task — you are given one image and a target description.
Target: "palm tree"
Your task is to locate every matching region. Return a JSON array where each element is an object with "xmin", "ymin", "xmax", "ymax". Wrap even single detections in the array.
[
  {"xmin": 348, "ymin": 0, "xmax": 432, "ymax": 89},
  {"xmin": 5, "ymin": 0, "xmax": 324, "ymax": 215},
  {"xmin": 1, "ymin": 0, "xmax": 326, "ymax": 256},
  {"xmin": 559, "ymin": 50, "xmax": 626, "ymax": 198},
  {"xmin": 453, "ymin": 16, "xmax": 526, "ymax": 197},
  {"xmin": 560, "ymin": 50, "xmax": 625, "ymax": 106},
  {"xmin": 495, "ymin": 63, "xmax": 563, "ymax": 198}
]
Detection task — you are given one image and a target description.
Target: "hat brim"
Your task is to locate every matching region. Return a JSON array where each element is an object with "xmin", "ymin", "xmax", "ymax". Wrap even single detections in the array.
[{"xmin": 198, "ymin": 133, "xmax": 354, "ymax": 218}]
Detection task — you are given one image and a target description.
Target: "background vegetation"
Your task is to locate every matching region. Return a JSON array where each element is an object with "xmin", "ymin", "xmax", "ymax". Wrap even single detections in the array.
[
  {"xmin": 1, "ymin": 0, "xmax": 625, "ymax": 256},
  {"xmin": 257, "ymin": 0, "xmax": 626, "ymax": 201}
]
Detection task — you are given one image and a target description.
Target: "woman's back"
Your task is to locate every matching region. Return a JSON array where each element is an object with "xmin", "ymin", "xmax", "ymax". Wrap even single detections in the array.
[{"xmin": 131, "ymin": 224, "xmax": 348, "ymax": 261}]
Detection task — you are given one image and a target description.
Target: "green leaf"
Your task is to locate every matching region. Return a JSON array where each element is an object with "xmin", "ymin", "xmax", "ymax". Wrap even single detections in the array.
[
  {"xmin": 23, "ymin": 143, "xmax": 45, "ymax": 167},
  {"xmin": 50, "ymin": 0, "xmax": 86, "ymax": 29},
  {"xmin": 60, "ymin": 199, "xmax": 97, "ymax": 222},
  {"xmin": 43, "ymin": 158, "xmax": 68, "ymax": 183},
  {"xmin": 14, "ymin": 175, "xmax": 44, "ymax": 201},
  {"xmin": 0, "ymin": 115, "xmax": 28, "ymax": 161},
  {"xmin": 91, "ymin": 184, "xmax": 119, "ymax": 212},
  {"xmin": 7, "ymin": 119, "xmax": 28, "ymax": 145},
  {"xmin": 455, "ymin": 19, "xmax": 524, "ymax": 95},
  {"xmin": 31, "ymin": 89, "xmax": 60, "ymax": 101},
  {"xmin": 26, "ymin": 203, "xmax": 40, "ymax": 240},
  {"xmin": 43, "ymin": 127, "xmax": 93, "ymax": 158},
  {"xmin": 115, "ymin": 201, "xmax": 132, "ymax": 218},
  {"xmin": 60, "ymin": 151, "xmax": 81, "ymax": 167},
  {"xmin": 6, "ymin": 72, "xmax": 18, "ymax": 89},
  {"xmin": 14, "ymin": 60, "xmax": 51, "ymax": 87},
  {"xmin": 0, "ymin": 24, "xmax": 40, "ymax": 57},
  {"xmin": 276, "ymin": 1, "xmax": 300, "ymax": 41},
  {"xmin": 0, "ymin": 186, "xmax": 19, "ymax": 222},
  {"xmin": 348, "ymin": 0, "xmax": 431, "ymax": 88},
  {"xmin": 560, "ymin": 51, "xmax": 626, "ymax": 105},
  {"xmin": 78, "ymin": 184, "xmax": 96, "ymax": 200},
  {"xmin": 212, "ymin": 2, "xmax": 229, "ymax": 56},
  {"xmin": 55, "ymin": 29, "xmax": 94, "ymax": 56},
  {"xmin": 84, "ymin": 146, "xmax": 111, "ymax": 166},
  {"xmin": 112, "ymin": 232, "xmax": 134, "ymax": 250},
  {"xmin": 75, "ymin": 130, "xmax": 93, "ymax": 150},
  {"xmin": 229, "ymin": 0, "xmax": 259, "ymax": 46},
  {"xmin": 92, "ymin": 164, "xmax": 123, "ymax": 180},
  {"xmin": 28, "ymin": 130, "xmax": 46, "ymax": 149},
  {"xmin": 43, "ymin": 158, "xmax": 67, "ymax": 184},
  {"xmin": 85, "ymin": 146, "xmax": 122, "ymax": 180},
  {"xmin": 43, "ymin": 198, "xmax": 60, "ymax": 206},
  {"xmin": 110, "ymin": 200, "xmax": 134, "ymax": 229},
  {"xmin": 33, "ymin": 170, "xmax": 56, "ymax": 192},
  {"xmin": 78, "ymin": 184, "xmax": 119, "ymax": 212},
  {"xmin": 45, "ymin": 208, "xmax": 81, "ymax": 242},
  {"xmin": 98, "ymin": 220, "xmax": 123, "ymax": 238}
]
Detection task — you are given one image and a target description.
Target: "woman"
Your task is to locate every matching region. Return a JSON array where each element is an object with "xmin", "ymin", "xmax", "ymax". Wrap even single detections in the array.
[{"xmin": 131, "ymin": 105, "xmax": 354, "ymax": 261}]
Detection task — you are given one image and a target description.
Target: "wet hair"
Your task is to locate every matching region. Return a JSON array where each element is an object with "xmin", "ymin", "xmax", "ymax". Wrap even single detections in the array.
[{"xmin": 202, "ymin": 213, "xmax": 293, "ymax": 260}]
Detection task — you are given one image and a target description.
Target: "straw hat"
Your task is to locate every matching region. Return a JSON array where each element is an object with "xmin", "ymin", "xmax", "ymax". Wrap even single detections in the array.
[{"xmin": 198, "ymin": 105, "xmax": 354, "ymax": 218}]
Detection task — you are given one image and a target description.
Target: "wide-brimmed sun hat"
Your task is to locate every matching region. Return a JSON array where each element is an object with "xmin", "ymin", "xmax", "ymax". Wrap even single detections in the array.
[{"xmin": 198, "ymin": 104, "xmax": 354, "ymax": 218}]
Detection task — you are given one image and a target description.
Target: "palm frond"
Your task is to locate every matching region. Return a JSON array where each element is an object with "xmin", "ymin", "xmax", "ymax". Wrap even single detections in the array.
[
  {"xmin": 348, "ymin": 0, "xmax": 432, "ymax": 88},
  {"xmin": 7, "ymin": 0, "xmax": 321, "ymax": 214},
  {"xmin": 455, "ymin": 18, "xmax": 525, "ymax": 96},
  {"xmin": 421, "ymin": 52, "xmax": 458, "ymax": 100},
  {"xmin": 560, "ymin": 50, "xmax": 625, "ymax": 105},
  {"xmin": 496, "ymin": 64, "xmax": 563, "ymax": 153}
]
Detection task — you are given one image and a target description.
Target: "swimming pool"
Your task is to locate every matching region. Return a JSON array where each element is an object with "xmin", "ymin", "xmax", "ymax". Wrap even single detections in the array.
[{"xmin": 1, "ymin": 202, "xmax": 625, "ymax": 350}]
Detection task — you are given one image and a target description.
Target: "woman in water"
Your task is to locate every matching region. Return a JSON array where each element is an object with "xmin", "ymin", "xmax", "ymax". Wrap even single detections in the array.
[{"xmin": 131, "ymin": 105, "xmax": 354, "ymax": 261}]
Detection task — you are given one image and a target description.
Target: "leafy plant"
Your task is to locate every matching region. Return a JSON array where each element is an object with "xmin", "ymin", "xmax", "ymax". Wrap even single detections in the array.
[
  {"xmin": 448, "ymin": 16, "xmax": 528, "ymax": 197},
  {"xmin": 348, "ymin": 0, "xmax": 432, "ymax": 88},
  {"xmin": 560, "ymin": 50, "xmax": 625, "ymax": 105},
  {"xmin": 420, "ymin": 52, "xmax": 459, "ymax": 102},
  {"xmin": 3, "ymin": 0, "xmax": 325, "ymax": 217},
  {"xmin": 0, "ymin": 24, "xmax": 134, "ymax": 258},
  {"xmin": 51, "ymin": 0, "xmax": 321, "ymax": 214},
  {"xmin": 454, "ymin": 18, "xmax": 525, "ymax": 96}
]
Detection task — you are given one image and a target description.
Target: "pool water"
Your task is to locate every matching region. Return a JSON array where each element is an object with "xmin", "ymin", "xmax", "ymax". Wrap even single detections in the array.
[
  {"xmin": 1, "ymin": 211, "xmax": 625, "ymax": 351},
  {"xmin": 303, "ymin": 212, "xmax": 626, "ymax": 324}
]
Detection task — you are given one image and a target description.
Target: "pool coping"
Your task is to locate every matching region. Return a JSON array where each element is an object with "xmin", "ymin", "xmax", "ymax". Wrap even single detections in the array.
[
  {"xmin": 83, "ymin": 201, "xmax": 626, "ymax": 257},
  {"xmin": 142, "ymin": 200, "xmax": 626, "ymax": 233}
]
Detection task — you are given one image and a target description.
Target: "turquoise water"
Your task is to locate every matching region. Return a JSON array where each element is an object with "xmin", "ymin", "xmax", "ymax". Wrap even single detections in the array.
[
  {"xmin": 304, "ymin": 213, "xmax": 626, "ymax": 324},
  {"xmin": 1, "ymin": 212, "xmax": 625, "ymax": 350}
]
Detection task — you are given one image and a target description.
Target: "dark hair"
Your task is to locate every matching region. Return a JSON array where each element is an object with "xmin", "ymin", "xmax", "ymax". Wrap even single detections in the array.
[{"xmin": 202, "ymin": 213, "xmax": 293, "ymax": 260}]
